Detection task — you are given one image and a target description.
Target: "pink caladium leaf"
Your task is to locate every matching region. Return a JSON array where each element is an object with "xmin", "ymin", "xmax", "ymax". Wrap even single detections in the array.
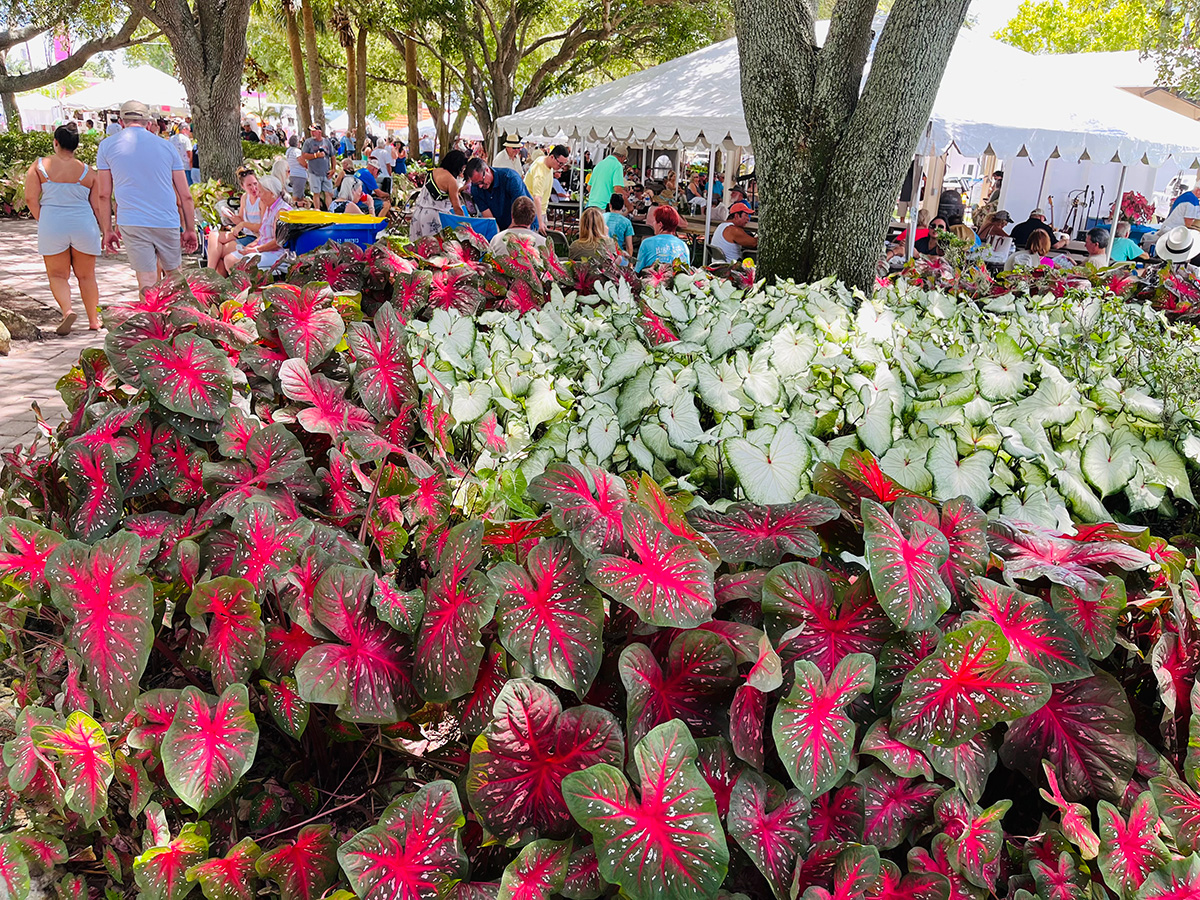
[
  {"xmin": 496, "ymin": 838, "xmax": 571, "ymax": 900},
  {"xmin": 416, "ymin": 521, "xmax": 497, "ymax": 702},
  {"xmin": 925, "ymin": 733, "xmax": 996, "ymax": 806},
  {"xmin": 907, "ymin": 834, "xmax": 985, "ymax": 900},
  {"xmin": 491, "ymin": 538, "xmax": 604, "ymax": 697},
  {"xmin": 279, "ymin": 358, "xmax": 374, "ymax": 437},
  {"xmin": 855, "ymin": 765, "xmax": 939, "ymax": 851},
  {"xmin": 466, "ymin": 678, "xmax": 623, "ymax": 840},
  {"xmin": 1050, "ymin": 576, "xmax": 1127, "ymax": 659},
  {"xmin": 695, "ymin": 737, "xmax": 744, "ymax": 818},
  {"xmin": 561, "ymin": 845, "xmax": 601, "ymax": 900},
  {"xmin": 893, "ymin": 495, "xmax": 988, "ymax": 602},
  {"xmin": 185, "ymin": 838, "xmax": 261, "ymax": 900},
  {"xmin": 336, "ymin": 781, "xmax": 467, "ymax": 900},
  {"xmin": 10, "ymin": 831, "xmax": 68, "ymax": 870},
  {"xmin": 765, "ymin": 563, "xmax": 890, "ymax": 677},
  {"xmin": 1039, "ymin": 761, "xmax": 1101, "ymax": 859},
  {"xmin": 0, "ymin": 517, "xmax": 64, "ymax": 594},
  {"xmin": 967, "ymin": 577, "xmax": 1090, "ymax": 682},
  {"xmin": 61, "ymin": 440, "xmax": 123, "ymax": 541},
  {"xmin": 115, "ymin": 752, "xmax": 153, "ymax": 816},
  {"xmin": 934, "ymin": 791, "xmax": 1008, "ymax": 889},
  {"xmin": 698, "ymin": 620, "xmax": 783, "ymax": 691},
  {"xmin": 730, "ymin": 684, "xmax": 766, "ymax": 769},
  {"xmin": 161, "ymin": 685, "xmax": 259, "ymax": 815},
  {"xmin": 726, "ymin": 770, "xmax": 809, "ymax": 900},
  {"xmin": 227, "ymin": 501, "xmax": 313, "ymax": 589},
  {"xmin": 347, "ymin": 304, "xmax": 418, "ymax": 420},
  {"xmin": 1137, "ymin": 853, "xmax": 1200, "ymax": 899},
  {"xmin": 893, "ymin": 622, "xmax": 1050, "ymax": 748},
  {"xmin": 618, "ymin": 631, "xmax": 738, "ymax": 747},
  {"xmin": 866, "ymin": 860, "xmax": 951, "ymax": 900},
  {"xmin": 860, "ymin": 718, "xmax": 934, "ymax": 780},
  {"xmin": 133, "ymin": 823, "xmax": 210, "ymax": 900},
  {"xmin": 528, "ymin": 463, "xmax": 628, "ymax": 556},
  {"xmin": 31, "ymin": 711, "xmax": 113, "ymax": 826},
  {"xmin": 129, "ymin": 334, "xmax": 234, "ymax": 422},
  {"xmin": 808, "ymin": 784, "xmax": 863, "ymax": 844},
  {"xmin": 105, "ymin": 310, "xmax": 178, "ymax": 380},
  {"xmin": 370, "ymin": 575, "xmax": 424, "ymax": 635},
  {"xmin": 127, "ymin": 688, "xmax": 181, "ymax": 755},
  {"xmin": 255, "ymin": 825, "xmax": 338, "ymax": 900},
  {"xmin": 1000, "ymin": 671, "xmax": 1136, "ymax": 803},
  {"xmin": 1029, "ymin": 852, "xmax": 1088, "ymax": 900},
  {"xmin": 773, "ymin": 653, "xmax": 875, "ymax": 798},
  {"xmin": 295, "ymin": 566, "xmax": 416, "ymax": 722},
  {"xmin": 263, "ymin": 624, "xmax": 320, "ymax": 681},
  {"xmin": 454, "ymin": 642, "xmax": 509, "ymax": 735},
  {"xmin": 185, "ymin": 578, "xmax": 266, "ymax": 693},
  {"xmin": 260, "ymin": 677, "xmax": 310, "ymax": 740},
  {"xmin": 204, "ymin": 424, "xmax": 317, "ymax": 514},
  {"xmin": 562, "ymin": 720, "xmax": 729, "ymax": 900},
  {"xmin": 813, "ymin": 449, "xmax": 915, "ymax": 514},
  {"xmin": 1151, "ymin": 775, "xmax": 1200, "ymax": 853},
  {"xmin": 686, "ymin": 497, "xmax": 840, "ymax": 566},
  {"xmin": 1, "ymin": 711, "xmax": 59, "ymax": 799},
  {"xmin": 1097, "ymin": 794, "xmax": 1169, "ymax": 897},
  {"xmin": 877, "ymin": 628, "xmax": 941, "ymax": 705},
  {"xmin": 588, "ymin": 505, "xmax": 717, "ymax": 628},
  {"xmin": 987, "ymin": 518, "xmax": 1152, "ymax": 593},
  {"xmin": 862, "ymin": 497, "xmax": 952, "ymax": 631},
  {"xmin": 45, "ymin": 533, "xmax": 154, "ymax": 719},
  {"xmin": 265, "ymin": 282, "xmax": 345, "ymax": 366}
]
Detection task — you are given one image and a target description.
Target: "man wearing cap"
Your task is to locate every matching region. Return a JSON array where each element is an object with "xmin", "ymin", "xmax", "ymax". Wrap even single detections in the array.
[
  {"xmin": 493, "ymin": 135, "xmax": 525, "ymax": 175},
  {"xmin": 978, "ymin": 210, "xmax": 1012, "ymax": 241},
  {"xmin": 301, "ymin": 123, "xmax": 336, "ymax": 211},
  {"xmin": 355, "ymin": 158, "xmax": 392, "ymax": 216},
  {"xmin": 1010, "ymin": 208, "xmax": 1064, "ymax": 251},
  {"xmin": 710, "ymin": 201, "xmax": 758, "ymax": 262},
  {"xmin": 95, "ymin": 100, "xmax": 197, "ymax": 295},
  {"xmin": 586, "ymin": 145, "xmax": 628, "ymax": 210}
]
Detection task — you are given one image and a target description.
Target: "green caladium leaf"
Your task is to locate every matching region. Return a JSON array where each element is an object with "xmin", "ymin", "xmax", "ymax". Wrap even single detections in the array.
[
  {"xmin": 134, "ymin": 823, "xmax": 209, "ymax": 900},
  {"xmin": 0, "ymin": 837, "xmax": 30, "ymax": 900},
  {"xmin": 255, "ymin": 826, "xmax": 338, "ymax": 900},
  {"xmin": 186, "ymin": 838, "xmax": 260, "ymax": 900},
  {"xmin": 862, "ymin": 498, "xmax": 951, "ymax": 631},
  {"xmin": 32, "ymin": 712, "xmax": 113, "ymax": 826},
  {"xmin": 1097, "ymin": 794, "xmax": 1169, "ymax": 898},
  {"xmin": 727, "ymin": 771, "xmax": 809, "ymax": 900},
  {"xmin": 563, "ymin": 720, "xmax": 728, "ymax": 900},
  {"xmin": 496, "ymin": 838, "xmax": 572, "ymax": 900},
  {"xmin": 161, "ymin": 685, "xmax": 259, "ymax": 815},
  {"xmin": 1082, "ymin": 432, "xmax": 1138, "ymax": 498},
  {"xmin": 185, "ymin": 578, "xmax": 265, "ymax": 694}
]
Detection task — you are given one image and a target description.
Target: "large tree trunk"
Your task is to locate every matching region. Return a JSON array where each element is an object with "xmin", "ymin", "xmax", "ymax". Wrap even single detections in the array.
[
  {"xmin": 301, "ymin": 0, "xmax": 324, "ymax": 128},
  {"xmin": 405, "ymin": 37, "xmax": 418, "ymax": 156},
  {"xmin": 344, "ymin": 34, "xmax": 357, "ymax": 151},
  {"xmin": 355, "ymin": 24, "xmax": 367, "ymax": 148},
  {"xmin": 284, "ymin": 3, "xmax": 312, "ymax": 134},
  {"xmin": 733, "ymin": 0, "xmax": 970, "ymax": 289},
  {"xmin": 2, "ymin": 89, "xmax": 20, "ymax": 133}
]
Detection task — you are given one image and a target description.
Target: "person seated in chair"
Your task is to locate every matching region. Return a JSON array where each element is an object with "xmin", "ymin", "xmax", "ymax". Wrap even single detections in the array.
[
  {"xmin": 206, "ymin": 169, "xmax": 262, "ymax": 270},
  {"xmin": 214, "ymin": 175, "xmax": 290, "ymax": 274},
  {"xmin": 1109, "ymin": 220, "xmax": 1149, "ymax": 263},
  {"xmin": 355, "ymin": 157, "xmax": 392, "ymax": 216},
  {"xmin": 709, "ymin": 201, "xmax": 757, "ymax": 261},
  {"xmin": 489, "ymin": 196, "xmax": 547, "ymax": 257}
]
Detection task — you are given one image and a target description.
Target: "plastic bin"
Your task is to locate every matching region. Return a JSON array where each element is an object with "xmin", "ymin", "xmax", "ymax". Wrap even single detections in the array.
[{"xmin": 288, "ymin": 220, "xmax": 387, "ymax": 254}]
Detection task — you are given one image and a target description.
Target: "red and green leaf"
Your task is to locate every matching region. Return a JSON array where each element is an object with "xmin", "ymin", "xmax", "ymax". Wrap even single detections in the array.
[
  {"xmin": 987, "ymin": 518, "xmax": 1152, "ymax": 593},
  {"xmin": 0, "ymin": 837, "xmax": 30, "ymax": 900},
  {"xmin": 561, "ymin": 846, "xmax": 601, "ymax": 900},
  {"xmin": 726, "ymin": 771, "xmax": 809, "ymax": 900},
  {"xmin": 336, "ymin": 781, "xmax": 466, "ymax": 900},
  {"xmin": 130, "ymin": 334, "xmax": 234, "ymax": 422},
  {"xmin": 32, "ymin": 712, "xmax": 113, "ymax": 826},
  {"xmin": 186, "ymin": 578, "xmax": 266, "ymax": 693},
  {"xmin": 856, "ymin": 765, "xmax": 939, "ymax": 850},
  {"xmin": 466, "ymin": 679, "xmax": 623, "ymax": 840},
  {"xmin": 866, "ymin": 860, "xmax": 950, "ymax": 900},
  {"xmin": 588, "ymin": 505, "xmax": 717, "ymax": 628},
  {"xmin": 133, "ymin": 823, "xmax": 210, "ymax": 900},
  {"xmin": 161, "ymin": 685, "xmax": 259, "ymax": 814},
  {"xmin": 45, "ymin": 534, "xmax": 154, "ymax": 719},
  {"xmin": 260, "ymin": 678, "xmax": 310, "ymax": 740},
  {"xmin": 562, "ymin": 720, "xmax": 729, "ymax": 900},
  {"xmin": 860, "ymin": 718, "xmax": 934, "ymax": 780},
  {"xmin": 0, "ymin": 518, "xmax": 64, "ymax": 594},
  {"xmin": 491, "ymin": 538, "xmax": 604, "ymax": 697},
  {"xmin": 256, "ymin": 826, "xmax": 338, "ymax": 900},
  {"xmin": 10, "ymin": 832, "xmax": 67, "ymax": 871},
  {"xmin": 934, "ymin": 791, "xmax": 1008, "ymax": 889},
  {"xmin": 862, "ymin": 498, "xmax": 951, "ymax": 631},
  {"xmin": 278, "ymin": 359, "xmax": 374, "ymax": 437},
  {"xmin": 529, "ymin": 463, "xmax": 628, "ymax": 556},
  {"xmin": 893, "ymin": 496, "xmax": 988, "ymax": 602},
  {"xmin": 1050, "ymin": 576, "xmax": 1127, "ymax": 659},
  {"xmin": 128, "ymin": 689, "xmax": 181, "ymax": 754},
  {"xmin": 1040, "ymin": 761, "xmax": 1101, "ymax": 859},
  {"xmin": 967, "ymin": 577, "xmax": 1090, "ymax": 682},
  {"xmin": 730, "ymin": 684, "xmax": 766, "ymax": 769},
  {"xmin": 1137, "ymin": 853, "xmax": 1200, "ymax": 900},
  {"xmin": 686, "ymin": 497, "xmax": 840, "ymax": 566},
  {"xmin": 1097, "ymin": 795, "xmax": 1169, "ymax": 897},
  {"xmin": 893, "ymin": 622, "xmax": 1050, "ymax": 748},
  {"xmin": 773, "ymin": 653, "xmax": 875, "ymax": 797},
  {"xmin": 496, "ymin": 839, "xmax": 571, "ymax": 900},
  {"xmin": 348, "ymin": 304, "xmax": 417, "ymax": 420},
  {"xmin": 186, "ymin": 838, "xmax": 260, "ymax": 900},
  {"xmin": 265, "ymin": 283, "xmax": 346, "ymax": 367},
  {"xmin": 619, "ymin": 631, "xmax": 738, "ymax": 747},
  {"xmin": 1151, "ymin": 776, "xmax": 1200, "ymax": 853},
  {"xmin": 61, "ymin": 441, "xmax": 123, "ymax": 541}
]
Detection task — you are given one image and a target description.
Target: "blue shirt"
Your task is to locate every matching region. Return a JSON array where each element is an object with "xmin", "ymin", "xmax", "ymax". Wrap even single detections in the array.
[
  {"xmin": 471, "ymin": 167, "xmax": 536, "ymax": 231},
  {"xmin": 604, "ymin": 212, "xmax": 633, "ymax": 251},
  {"xmin": 635, "ymin": 234, "xmax": 689, "ymax": 272},
  {"xmin": 1170, "ymin": 190, "xmax": 1199, "ymax": 212},
  {"xmin": 1110, "ymin": 235, "xmax": 1145, "ymax": 262},
  {"xmin": 356, "ymin": 168, "xmax": 379, "ymax": 194},
  {"xmin": 95, "ymin": 125, "xmax": 184, "ymax": 229}
]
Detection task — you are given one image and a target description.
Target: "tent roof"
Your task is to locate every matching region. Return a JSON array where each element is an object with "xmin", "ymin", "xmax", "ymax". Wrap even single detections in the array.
[
  {"xmin": 63, "ymin": 66, "xmax": 189, "ymax": 111},
  {"xmin": 498, "ymin": 28, "xmax": 1200, "ymax": 166}
]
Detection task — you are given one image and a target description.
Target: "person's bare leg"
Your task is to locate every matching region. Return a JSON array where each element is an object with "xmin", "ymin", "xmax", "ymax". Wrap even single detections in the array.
[
  {"xmin": 323, "ymin": 191, "xmax": 334, "ymax": 211},
  {"xmin": 206, "ymin": 229, "xmax": 225, "ymax": 269},
  {"xmin": 43, "ymin": 250, "xmax": 73, "ymax": 317},
  {"xmin": 135, "ymin": 270, "xmax": 159, "ymax": 296},
  {"xmin": 70, "ymin": 249, "xmax": 101, "ymax": 329}
]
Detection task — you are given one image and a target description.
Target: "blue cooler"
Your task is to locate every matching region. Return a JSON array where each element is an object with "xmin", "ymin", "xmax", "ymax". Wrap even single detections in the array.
[{"xmin": 291, "ymin": 219, "xmax": 388, "ymax": 254}]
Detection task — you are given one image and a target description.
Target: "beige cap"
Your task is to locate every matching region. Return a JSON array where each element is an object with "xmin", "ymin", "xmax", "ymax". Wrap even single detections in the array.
[
  {"xmin": 613, "ymin": 143, "xmax": 629, "ymax": 156},
  {"xmin": 120, "ymin": 100, "xmax": 151, "ymax": 121}
]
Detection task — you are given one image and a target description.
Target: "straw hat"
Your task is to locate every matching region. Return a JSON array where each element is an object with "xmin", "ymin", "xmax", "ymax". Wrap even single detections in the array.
[
  {"xmin": 1156, "ymin": 226, "xmax": 1200, "ymax": 262},
  {"xmin": 503, "ymin": 133, "xmax": 521, "ymax": 148}
]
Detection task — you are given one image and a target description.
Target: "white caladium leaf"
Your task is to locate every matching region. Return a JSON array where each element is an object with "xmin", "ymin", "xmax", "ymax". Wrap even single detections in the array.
[
  {"xmin": 1018, "ymin": 370, "xmax": 1082, "ymax": 427},
  {"xmin": 659, "ymin": 395, "xmax": 706, "ymax": 457},
  {"xmin": 927, "ymin": 437, "xmax": 993, "ymax": 507},
  {"xmin": 856, "ymin": 386, "xmax": 894, "ymax": 458},
  {"xmin": 1136, "ymin": 439, "xmax": 1196, "ymax": 506},
  {"xmin": 451, "ymin": 382, "xmax": 493, "ymax": 425},
  {"xmin": 694, "ymin": 361, "xmax": 743, "ymax": 414},
  {"xmin": 1082, "ymin": 432, "xmax": 1139, "ymax": 499},
  {"xmin": 768, "ymin": 323, "xmax": 818, "ymax": 378},
  {"xmin": 724, "ymin": 423, "xmax": 809, "ymax": 505},
  {"xmin": 527, "ymin": 379, "xmax": 566, "ymax": 432},
  {"xmin": 429, "ymin": 309, "xmax": 477, "ymax": 373},
  {"xmin": 583, "ymin": 409, "xmax": 620, "ymax": 464},
  {"xmin": 599, "ymin": 342, "xmax": 652, "ymax": 391},
  {"xmin": 880, "ymin": 439, "xmax": 934, "ymax": 494},
  {"xmin": 975, "ymin": 333, "xmax": 1034, "ymax": 401},
  {"xmin": 739, "ymin": 348, "xmax": 781, "ymax": 407},
  {"xmin": 707, "ymin": 313, "xmax": 756, "ymax": 357}
]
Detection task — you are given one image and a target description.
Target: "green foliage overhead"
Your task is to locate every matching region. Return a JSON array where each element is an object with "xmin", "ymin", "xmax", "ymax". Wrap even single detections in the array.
[{"xmin": 994, "ymin": 0, "xmax": 1156, "ymax": 53}]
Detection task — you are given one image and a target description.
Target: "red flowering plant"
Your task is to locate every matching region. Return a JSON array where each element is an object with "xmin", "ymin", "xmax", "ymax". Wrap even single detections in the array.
[{"xmin": 1114, "ymin": 190, "xmax": 1154, "ymax": 224}]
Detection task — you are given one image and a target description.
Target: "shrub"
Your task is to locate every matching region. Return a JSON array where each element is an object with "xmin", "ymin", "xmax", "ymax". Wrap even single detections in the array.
[
  {"xmin": 0, "ymin": 130, "xmax": 99, "ymax": 168},
  {"xmin": 1, "ymin": 249, "xmax": 1200, "ymax": 900},
  {"xmin": 242, "ymin": 140, "xmax": 280, "ymax": 162}
]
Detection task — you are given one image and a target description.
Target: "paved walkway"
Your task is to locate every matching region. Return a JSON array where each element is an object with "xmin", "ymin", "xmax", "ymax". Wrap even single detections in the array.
[{"xmin": 0, "ymin": 220, "xmax": 142, "ymax": 452}]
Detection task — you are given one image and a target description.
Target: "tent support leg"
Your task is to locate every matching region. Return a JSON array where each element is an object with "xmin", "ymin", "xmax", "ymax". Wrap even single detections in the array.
[
  {"xmin": 1036, "ymin": 158, "xmax": 1051, "ymax": 207},
  {"xmin": 1107, "ymin": 164, "xmax": 1127, "ymax": 264},
  {"xmin": 578, "ymin": 143, "xmax": 586, "ymax": 226},
  {"xmin": 906, "ymin": 153, "xmax": 924, "ymax": 261},
  {"xmin": 702, "ymin": 147, "xmax": 716, "ymax": 266}
]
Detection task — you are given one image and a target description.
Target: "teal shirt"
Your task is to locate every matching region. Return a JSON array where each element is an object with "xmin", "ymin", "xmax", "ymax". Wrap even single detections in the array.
[
  {"xmin": 1110, "ymin": 235, "xmax": 1145, "ymax": 262},
  {"xmin": 604, "ymin": 212, "xmax": 633, "ymax": 251},
  {"xmin": 586, "ymin": 155, "xmax": 625, "ymax": 209},
  {"xmin": 635, "ymin": 234, "xmax": 689, "ymax": 272}
]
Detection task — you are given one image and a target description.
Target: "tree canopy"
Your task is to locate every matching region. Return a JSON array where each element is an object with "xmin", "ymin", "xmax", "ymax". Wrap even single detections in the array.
[{"xmin": 994, "ymin": 0, "xmax": 1155, "ymax": 54}]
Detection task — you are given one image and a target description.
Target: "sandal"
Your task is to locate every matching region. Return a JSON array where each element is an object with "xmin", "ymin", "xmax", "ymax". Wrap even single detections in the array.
[{"xmin": 55, "ymin": 313, "xmax": 77, "ymax": 336}]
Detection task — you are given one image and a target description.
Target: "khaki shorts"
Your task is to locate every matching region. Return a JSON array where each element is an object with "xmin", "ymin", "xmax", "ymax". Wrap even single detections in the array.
[{"xmin": 122, "ymin": 225, "xmax": 182, "ymax": 274}]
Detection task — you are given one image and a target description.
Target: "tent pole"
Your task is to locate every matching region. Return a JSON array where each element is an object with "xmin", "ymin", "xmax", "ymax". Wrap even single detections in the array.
[
  {"xmin": 906, "ymin": 152, "xmax": 924, "ymax": 261},
  {"xmin": 1107, "ymin": 163, "xmax": 1127, "ymax": 265},
  {"xmin": 578, "ymin": 142, "xmax": 586, "ymax": 225},
  {"xmin": 642, "ymin": 144, "xmax": 649, "ymax": 182},
  {"xmin": 1036, "ymin": 158, "xmax": 1050, "ymax": 207},
  {"xmin": 702, "ymin": 146, "xmax": 716, "ymax": 266}
]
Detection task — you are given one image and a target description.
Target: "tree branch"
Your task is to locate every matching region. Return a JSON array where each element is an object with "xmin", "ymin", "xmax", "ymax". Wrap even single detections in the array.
[
  {"xmin": 0, "ymin": 24, "xmax": 46, "ymax": 54},
  {"xmin": 0, "ymin": 13, "xmax": 147, "ymax": 94},
  {"xmin": 814, "ymin": 0, "xmax": 877, "ymax": 132}
]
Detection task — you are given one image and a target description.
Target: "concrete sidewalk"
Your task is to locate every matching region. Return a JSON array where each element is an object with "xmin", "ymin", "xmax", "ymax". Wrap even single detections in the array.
[{"xmin": 0, "ymin": 220, "xmax": 142, "ymax": 452}]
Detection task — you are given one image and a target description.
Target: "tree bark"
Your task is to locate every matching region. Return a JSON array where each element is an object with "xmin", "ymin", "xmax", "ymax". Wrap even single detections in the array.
[
  {"xmin": 405, "ymin": 36, "xmax": 418, "ymax": 154},
  {"xmin": 301, "ymin": 0, "xmax": 324, "ymax": 127},
  {"xmin": 343, "ymin": 34, "xmax": 356, "ymax": 151},
  {"xmin": 2, "ymin": 89, "xmax": 20, "ymax": 133},
  {"xmin": 355, "ymin": 24, "xmax": 367, "ymax": 147},
  {"xmin": 0, "ymin": 14, "xmax": 147, "ymax": 96},
  {"xmin": 733, "ymin": 0, "xmax": 971, "ymax": 290},
  {"xmin": 284, "ymin": 3, "xmax": 312, "ymax": 134}
]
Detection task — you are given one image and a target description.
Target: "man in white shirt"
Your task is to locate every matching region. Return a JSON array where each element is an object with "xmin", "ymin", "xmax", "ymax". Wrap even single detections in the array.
[
  {"xmin": 492, "ymin": 134, "xmax": 525, "ymax": 175},
  {"xmin": 419, "ymin": 133, "xmax": 434, "ymax": 159},
  {"xmin": 1084, "ymin": 227, "xmax": 1110, "ymax": 267},
  {"xmin": 370, "ymin": 144, "xmax": 395, "ymax": 193},
  {"xmin": 488, "ymin": 196, "xmax": 547, "ymax": 257},
  {"xmin": 170, "ymin": 124, "xmax": 194, "ymax": 183},
  {"xmin": 1155, "ymin": 182, "xmax": 1200, "ymax": 243}
]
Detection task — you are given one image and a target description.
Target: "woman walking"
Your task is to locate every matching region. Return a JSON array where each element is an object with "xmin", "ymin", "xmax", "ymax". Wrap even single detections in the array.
[{"xmin": 22, "ymin": 124, "xmax": 105, "ymax": 333}]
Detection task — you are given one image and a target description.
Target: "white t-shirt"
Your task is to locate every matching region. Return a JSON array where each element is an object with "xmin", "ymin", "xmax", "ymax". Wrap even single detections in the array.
[
  {"xmin": 1157, "ymin": 198, "xmax": 1200, "ymax": 236},
  {"xmin": 286, "ymin": 146, "xmax": 306, "ymax": 178},
  {"xmin": 488, "ymin": 227, "xmax": 546, "ymax": 257},
  {"xmin": 370, "ymin": 147, "xmax": 394, "ymax": 173},
  {"xmin": 170, "ymin": 133, "xmax": 193, "ymax": 168},
  {"xmin": 419, "ymin": 135, "xmax": 434, "ymax": 153},
  {"xmin": 492, "ymin": 150, "xmax": 524, "ymax": 175}
]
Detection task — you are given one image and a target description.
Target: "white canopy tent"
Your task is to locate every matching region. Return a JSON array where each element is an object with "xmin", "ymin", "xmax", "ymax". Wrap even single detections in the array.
[
  {"xmin": 326, "ymin": 109, "xmax": 387, "ymax": 136},
  {"xmin": 63, "ymin": 66, "xmax": 190, "ymax": 112},
  {"xmin": 15, "ymin": 92, "xmax": 65, "ymax": 131}
]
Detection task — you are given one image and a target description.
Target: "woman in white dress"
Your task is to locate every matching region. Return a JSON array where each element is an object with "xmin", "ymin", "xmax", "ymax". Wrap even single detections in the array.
[{"xmin": 410, "ymin": 149, "xmax": 469, "ymax": 239}]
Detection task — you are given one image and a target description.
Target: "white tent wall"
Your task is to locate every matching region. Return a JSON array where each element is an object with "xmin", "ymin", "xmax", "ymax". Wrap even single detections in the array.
[{"xmin": 998, "ymin": 158, "xmax": 1160, "ymax": 238}]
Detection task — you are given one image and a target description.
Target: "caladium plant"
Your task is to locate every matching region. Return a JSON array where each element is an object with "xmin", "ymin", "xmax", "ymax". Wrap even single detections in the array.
[{"xmin": 1, "ymin": 241, "xmax": 1199, "ymax": 900}]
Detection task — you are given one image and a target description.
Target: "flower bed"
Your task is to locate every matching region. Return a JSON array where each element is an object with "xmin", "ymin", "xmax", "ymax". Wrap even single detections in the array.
[{"xmin": 1, "ymin": 239, "xmax": 1200, "ymax": 899}]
